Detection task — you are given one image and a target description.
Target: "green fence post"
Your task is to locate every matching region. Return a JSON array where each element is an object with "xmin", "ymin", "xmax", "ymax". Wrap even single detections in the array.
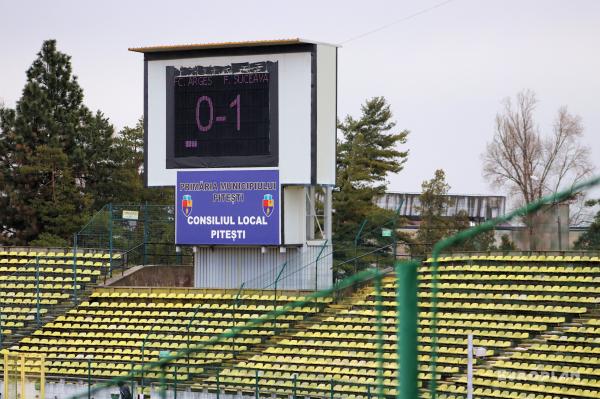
[
  {"xmin": 354, "ymin": 220, "xmax": 368, "ymax": 274},
  {"xmin": 273, "ymin": 261, "xmax": 288, "ymax": 332},
  {"xmin": 0, "ymin": 304, "xmax": 4, "ymax": 347},
  {"xmin": 255, "ymin": 369, "xmax": 260, "ymax": 399},
  {"xmin": 216, "ymin": 367, "xmax": 221, "ymax": 399},
  {"xmin": 108, "ymin": 203, "xmax": 114, "ymax": 277},
  {"xmin": 234, "ymin": 283, "xmax": 245, "ymax": 354},
  {"xmin": 159, "ymin": 364, "xmax": 167, "ymax": 399},
  {"xmin": 72, "ymin": 234, "xmax": 78, "ymax": 304},
  {"xmin": 374, "ymin": 275, "xmax": 384, "ymax": 399},
  {"xmin": 174, "ymin": 364, "xmax": 177, "ymax": 399},
  {"xmin": 143, "ymin": 202, "xmax": 149, "ymax": 265},
  {"xmin": 130, "ymin": 361, "xmax": 136, "ymax": 398},
  {"xmin": 186, "ymin": 303, "xmax": 205, "ymax": 374},
  {"xmin": 87, "ymin": 358, "xmax": 91, "ymax": 399},
  {"xmin": 396, "ymin": 260, "xmax": 418, "ymax": 399},
  {"xmin": 330, "ymin": 379, "xmax": 335, "ymax": 399},
  {"xmin": 292, "ymin": 373, "xmax": 297, "ymax": 399},
  {"xmin": 367, "ymin": 384, "xmax": 371, "ymax": 399},
  {"xmin": 141, "ymin": 323, "xmax": 159, "ymax": 389},
  {"xmin": 35, "ymin": 257, "xmax": 41, "ymax": 325}
]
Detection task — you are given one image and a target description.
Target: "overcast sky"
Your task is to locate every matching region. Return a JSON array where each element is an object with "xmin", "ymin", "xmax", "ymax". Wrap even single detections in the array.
[{"xmin": 1, "ymin": 0, "xmax": 599, "ymax": 198}]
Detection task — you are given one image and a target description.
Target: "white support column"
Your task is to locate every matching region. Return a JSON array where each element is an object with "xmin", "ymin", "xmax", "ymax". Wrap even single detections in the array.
[{"xmin": 324, "ymin": 186, "xmax": 333, "ymax": 240}]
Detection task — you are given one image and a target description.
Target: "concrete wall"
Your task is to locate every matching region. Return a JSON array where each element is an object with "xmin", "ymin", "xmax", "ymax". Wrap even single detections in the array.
[
  {"xmin": 194, "ymin": 242, "xmax": 333, "ymax": 290},
  {"xmin": 108, "ymin": 265, "xmax": 193, "ymax": 287}
]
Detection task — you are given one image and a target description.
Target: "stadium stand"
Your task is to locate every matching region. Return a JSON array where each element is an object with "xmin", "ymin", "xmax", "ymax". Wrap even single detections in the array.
[
  {"xmin": 0, "ymin": 248, "xmax": 115, "ymax": 347},
  {"xmin": 199, "ymin": 254, "xmax": 600, "ymax": 398},
  {"xmin": 5, "ymin": 288, "xmax": 332, "ymax": 384},
  {"xmin": 1, "ymin": 254, "xmax": 599, "ymax": 399}
]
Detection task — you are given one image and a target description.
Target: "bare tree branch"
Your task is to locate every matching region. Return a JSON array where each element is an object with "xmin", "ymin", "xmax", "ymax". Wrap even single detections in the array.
[{"xmin": 482, "ymin": 89, "xmax": 594, "ymax": 217}]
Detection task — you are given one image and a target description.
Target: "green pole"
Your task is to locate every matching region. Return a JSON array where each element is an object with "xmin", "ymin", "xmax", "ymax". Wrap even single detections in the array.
[
  {"xmin": 73, "ymin": 234, "xmax": 78, "ymax": 303},
  {"xmin": 396, "ymin": 261, "xmax": 419, "ymax": 399},
  {"xmin": 130, "ymin": 361, "xmax": 135, "ymax": 398},
  {"xmin": 143, "ymin": 202, "xmax": 149, "ymax": 265},
  {"xmin": 0, "ymin": 304, "xmax": 4, "ymax": 348},
  {"xmin": 374, "ymin": 275, "xmax": 384, "ymax": 399},
  {"xmin": 35, "ymin": 257, "xmax": 41, "ymax": 325},
  {"xmin": 216, "ymin": 367, "xmax": 220, "ymax": 399},
  {"xmin": 87, "ymin": 358, "xmax": 91, "ymax": 399},
  {"xmin": 273, "ymin": 261, "xmax": 288, "ymax": 331},
  {"xmin": 159, "ymin": 364, "xmax": 167, "ymax": 399},
  {"xmin": 174, "ymin": 364, "xmax": 177, "ymax": 399},
  {"xmin": 234, "ymin": 283, "xmax": 245, "ymax": 354},
  {"xmin": 330, "ymin": 379, "xmax": 335, "ymax": 399},
  {"xmin": 141, "ymin": 322, "xmax": 160, "ymax": 388},
  {"xmin": 354, "ymin": 219, "xmax": 368, "ymax": 274},
  {"xmin": 392, "ymin": 201, "xmax": 403, "ymax": 260},
  {"xmin": 186, "ymin": 303, "xmax": 204, "ymax": 374},
  {"xmin": 255, "ymin": 370, "xmax": 260, "ymax": 399},
  {"xmin": 292, "ymin": 373, "xmax": 297, "ymax": 399},
  {"xmin": 108, "ymin": 203, "xmax": 114, "ymax": 277}
]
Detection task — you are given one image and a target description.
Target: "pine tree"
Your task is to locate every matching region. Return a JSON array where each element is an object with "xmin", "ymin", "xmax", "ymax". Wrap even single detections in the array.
[
  {"xmin": 0, "ymin": 40, "xmax": 112, "ymax": 244},
  {"xmin": 333, "ymin": 97, "xmax": 409, "ymax": 276}
]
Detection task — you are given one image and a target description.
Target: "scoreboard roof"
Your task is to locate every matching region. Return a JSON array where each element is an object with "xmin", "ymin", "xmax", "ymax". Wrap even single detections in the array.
[{"xmin": 129, "ymin": 38, "xmax": 340, "ymax": 54}]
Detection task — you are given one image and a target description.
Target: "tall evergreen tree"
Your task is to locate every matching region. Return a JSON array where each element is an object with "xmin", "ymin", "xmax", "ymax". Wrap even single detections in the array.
[
  {"xmin": 0, "ymin": 40, "xmax": 113, "ymax": 244},
  {"xmin": 333, "ymin": 97, "xmax": 409, "ymax": 275}
]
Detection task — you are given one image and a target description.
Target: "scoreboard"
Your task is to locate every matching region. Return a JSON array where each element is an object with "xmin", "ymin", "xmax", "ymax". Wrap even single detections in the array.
[{"xmin": 169, "ymin": 61, "xmax": 278, "ymax": 168}]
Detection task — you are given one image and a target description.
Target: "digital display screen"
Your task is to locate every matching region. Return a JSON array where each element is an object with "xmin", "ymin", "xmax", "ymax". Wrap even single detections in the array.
[{"xmin": 174, "ymin": 72, "xmax": 271, "ymax": 158}]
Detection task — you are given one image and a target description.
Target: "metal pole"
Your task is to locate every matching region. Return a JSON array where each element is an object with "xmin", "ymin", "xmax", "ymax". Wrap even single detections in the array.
[
  {"xmin": 141, "ymin": 322, "xmax": 159, "ymax": 388},
  {"xmin": 396, "ymin": 261, "xmax": 418, "ymax": 399},
  {"xmin": 73, "ymin": 234, "xmax": 78, "ymax": 303},
  {"xmin": 159, "ymin": 364, "xmax": 167, "ymax": 399},
  {"xmin": 234, "ymin": 283, "xmax": 245, "ymax": 354},
  {"xmin": 144, "ymin": 202, "xmax": 149, "ymax": 265},
  {"xmin": 255, "ymin": 370, "xmax": 260, "ymax": 399},
  {"xmin": 216, "ymin": 367, "xmax": 221, "ymax": 399},
  {"xmin": 292, "ymin": 373, "xmax": 297, "ymax": 399},
  {"xmin": 35, "ymin": 257, "xmax": 41, "ymax": 325},
  {"xmin": 174, "ymin": 364, "xmax": 178, "ymax": 399},
  {"xmin": 108, "ymin": 203, "xmax": 114, "ymax": 277},
  {"xmin": 273, "ymin": 261, "xmax": 288, "ymax": 331},
  {"xmin": 186, "ymin": 303, "xmax": 204, "ymax": 374},
  {"xmin": 0, "ymin": 304, "xmax": 4, "ymax": 347},
  {"xmin": 557, "ymin": 214, "xmax": 562, "ymax": 251},
  {"xmin": 87, "ymin": 358, "xmax": 92, "ymax": 399},
  {"xmin": 354, "ymin": 219, "xmax": 368, "ymax": 274},
  {"xmin": 374, "ymin": 276, "xmax": 384, "ymax": 399},
  {"xmin": 467, "ymin": 334, "xmax": 474, "ymax": 399},
  {"xmin": 330, "ymin": 379, "xmax": 335, "ymax": 399},
  {"xmin": 131, "ymin": 361, "xmax": 136, "ymax": 398}
]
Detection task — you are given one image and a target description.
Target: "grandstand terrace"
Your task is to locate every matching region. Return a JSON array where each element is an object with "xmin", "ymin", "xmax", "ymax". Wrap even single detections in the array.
[{"xmin": 1, "ymin": 253, "xmax": 598, "ymax": 399}]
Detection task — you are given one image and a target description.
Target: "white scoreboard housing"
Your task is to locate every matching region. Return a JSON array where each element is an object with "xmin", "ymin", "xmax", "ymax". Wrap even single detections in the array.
[
  {"xmin": 132, "ymin": 39, "xmax": 337, "ymax": 188},
  {"xmin": 130, "ymin": 39, "xmax": 337, "ymax": 290}
]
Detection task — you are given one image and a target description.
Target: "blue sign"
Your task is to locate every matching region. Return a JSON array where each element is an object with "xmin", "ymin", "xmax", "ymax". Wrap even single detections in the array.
[{"xmin": 176, "ymin": 170, "xmax": 280, "ymax": 245}]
